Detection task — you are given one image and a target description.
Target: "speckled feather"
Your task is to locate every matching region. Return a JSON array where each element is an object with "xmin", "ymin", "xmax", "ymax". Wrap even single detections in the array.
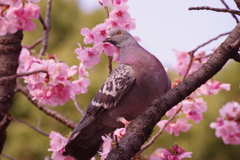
[{"xmin": 68, "ymin": 64, "xmax": 135, "ymax": 140}]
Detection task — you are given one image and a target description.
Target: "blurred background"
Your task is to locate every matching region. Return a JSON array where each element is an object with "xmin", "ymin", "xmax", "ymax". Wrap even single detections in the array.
[{"xmin": 2, "ymin": 0, "xmax": 240, "ymax": 159}]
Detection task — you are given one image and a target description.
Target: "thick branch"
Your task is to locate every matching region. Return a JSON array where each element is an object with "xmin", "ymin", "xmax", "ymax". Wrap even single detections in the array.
[
  {"xmin": 189, "ymin": 6, "xmax": 240, "ymax": 15},
  {"xmin": 235, "ymin": 0, "xmax": 240, "ymax": 10},
  {"xmin": 16, "ymin": 80, "xmax": 76, "ymax": 129},
  {"xmin": 0, "ymin": 31, "xmax": 23, "ymax": 154},
  {"xmin": 106, "ymin": 19, "xmax": 240, "ymax": 160}
]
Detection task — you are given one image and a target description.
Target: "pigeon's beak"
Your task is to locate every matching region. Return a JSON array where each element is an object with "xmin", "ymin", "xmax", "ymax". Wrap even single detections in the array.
[{"xmin": 103, "ymin": 36, "xmax": 111, "ymax": 43}]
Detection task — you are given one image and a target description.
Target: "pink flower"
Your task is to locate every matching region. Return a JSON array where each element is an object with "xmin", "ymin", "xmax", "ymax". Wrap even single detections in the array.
[
  {"xmin": 163, "ymin": 144, "xmax": 192, "ymax": 160},
  {"xmin": 48, "ymin": 131, "xmax": 67, "ymax": 152},
  {"xmin": 219, "ymin": 101, "xmax": 240, "ymax": 120},
  {"xmin": 113, "ymin": 128, "xmax": 126, "ymax": 141},
  {"xmin": 78, "ymin": 63, "xmax": 89, "ymax": 78},
  {"xmin": 71, "ymin": 78, "xmax": 90, "ymax": 95},
  {"xmin": 158, "ymin": 118, "xmax": 192, "ymax": 136},
  {"xmin": 210, "ymin": 101, "xmax": 240, "ymax": 145},
  {"xmin": 181, "ymin": 98, "xmax": 207, "ymax": 123},
  {"xmin": 199, "ymin": 80, "xmax": 230, "ymax": 96},
  {"xmin": 109, "ymin": 5, "xmax": 131, "ymax": 26},
  {"xmin": 96, "ymin": 42, "xmax": 117, "ymax": 56},
  {"xmin": 149, "ymin": 148, "xmax": 165, "ymax": 160},
  {"xmin": 92, "ymin": 24, "xmax": 108, "ymax": 45},
  {"xmin": 98, "ymin": 135, "xmax": 113, "ymax": 160},
  {"xmin": 165, "ymin": 104, "xmax": 182, "ymax": 117},
  {"xmin": 48, "ymin": 131, "xmax": 74, "ymax": 160},
  {"xmin": 76, "ymin": 47, "xmax": 100, "ymax": 69},
  {"xmin": 174, "ymin": 50, "xmax": 206, "ymax": 77},
  {"xmin": 0, "ymin": 17, "xmax": 9, "ymax": 36},
  {"xmin": 23, "ymin": 3, "xmax": 40, "ymax": 19},
  {"xmin": 81, "ymin": 28, "xmax": 95, "ymax": 44}
]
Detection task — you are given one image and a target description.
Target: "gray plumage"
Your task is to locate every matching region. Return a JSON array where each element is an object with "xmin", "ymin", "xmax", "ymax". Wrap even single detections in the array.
[{"xmin": 63, "ymin": 28, "xmax": 171, "ymax": 160}]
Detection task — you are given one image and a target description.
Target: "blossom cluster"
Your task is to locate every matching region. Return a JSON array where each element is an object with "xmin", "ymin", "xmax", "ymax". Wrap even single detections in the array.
[
  {"xmin": 150, "ymin": 144, "xmax": 192, "ymax": 160},
  {"xmin": 0, "ymin": 0, "xmax": 40, "ymax": 36},
  {"xmin": 210, "ymin": 101, "xmax": 240, "ymax": 145},
  {"xmin": 17, "ymin": 48, "xmax": 90, "ymax": 107},
  {"xmin": 75, "ymin": 0, "xmax": 137, "ymax": 69},
  {"xmin": 157, "ymin": 50, "xmax": 230, "ymax": 136}
]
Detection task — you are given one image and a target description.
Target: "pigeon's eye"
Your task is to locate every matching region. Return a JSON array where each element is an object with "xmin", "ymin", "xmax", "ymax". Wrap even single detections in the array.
[{"xmin": 116, "ymin": 31, "xmax": 121, "ymax": 35}]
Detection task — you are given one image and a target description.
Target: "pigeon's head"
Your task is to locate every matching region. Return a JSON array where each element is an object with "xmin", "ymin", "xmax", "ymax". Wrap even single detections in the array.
[{"xmin": 103, "ymin": 28, "xmax": 137, "ymax": 48}]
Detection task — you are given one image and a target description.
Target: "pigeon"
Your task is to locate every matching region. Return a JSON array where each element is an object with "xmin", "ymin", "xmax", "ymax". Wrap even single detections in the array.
[{"xmin": 63, "ymin": 28, "xmax": 171, "ymax": 160}]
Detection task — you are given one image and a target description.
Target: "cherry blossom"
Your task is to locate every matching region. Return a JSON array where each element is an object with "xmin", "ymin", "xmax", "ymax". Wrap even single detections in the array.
[
  {"xmin": 0, "ymin": 0, "xmax": 40, "ymax": 36},
  {"xmin": 17, "ymin": 48, "xmax": 90, "ymax": 107},
  {"xmin": 48, "ymin": 131, "xmax": 74, "ymax": 160},
  {"xmin": 181, "ymin": 98, "xmax": 207, "ymax": 123},
  {"xmin": 163, "ymin": 144, "xmax": 192, "ymax": 160},
  {"xmin": 98, "ymin": 135, "xmax": 113, "ymax": 160},
  {"xmin": 113, "ymin": 127, "xmax": 126, "ymax": 141},
  {"xmin": 210, "ymin": 101, "xmax": 240, "ymax": 145},
  {"xmin": 158, "ymin": 118, "xmax": 192, "ymax": 136},
  {"xmin": 149, "ymin": 148, "xmax": 165, "ymax": 160}
]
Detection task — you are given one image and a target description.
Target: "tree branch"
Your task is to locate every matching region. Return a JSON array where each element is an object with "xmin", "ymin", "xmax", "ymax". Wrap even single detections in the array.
[
  {"xmin": 13, "ymin": 118, "xmax": 49, "ymax": 137},
  {"xmin": 139, "ymin": 105, "xmax": 182, "ymax": 153},
  {"xmin": 27, "ymin": 37, "xmax": 44, "ymax": 50},
  {"xmin": 16, "ymin": 80, "xmax": 76, "ymax": 129},
  {"xmin": 234, "ymin": 0, "xmax": 240, "ymax": 10},
  {"xmin": 183, "ymin": 31, "xmax": 230, "ymax": 79},
  {"xmin": 39, "ymin": 0, "xmax": 52, "ymax": 56},
  {"xmin": 220, "ymin": 0, "xmax": 239, "ymax": 23},
  {"xmin": 0, "ymin": 70, "xmax": 48, "ymax": 84},
  {"xmin": 1, "ymin": 153, "xmax": 19, "ymax": 160},
  {"xmin": 0, "ymin": 31, "xmax": 23, "ymax": 154},
  {"xmin": 106, "ymin": 18, "xmax": 240, "ymax": 160},
  {"xmin": 189, "ymin": 6, "xmax": 240, "ymax": 15}
]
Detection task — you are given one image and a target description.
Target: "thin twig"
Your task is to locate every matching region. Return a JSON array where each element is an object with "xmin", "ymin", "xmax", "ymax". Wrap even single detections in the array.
[
  {"xmin": 27, "ymin": 37, "xmax": 44, "ymax": 50},
  {"xmin": 13, "ymin": 118, "xmax": 49, "ymax": 137},
  {"xmin": 104, "ymin": 6, "xmax": 110, "ymax": 17},
  {"xmin": 0, "ymin": 114, "xmax": 13, "ymax": 131},
  {"xmin": 102, "ymin": 5, "xmax": 112, "ymax": 74},
  {"xmin": 220, "ymin": 0, "xmax": 239, "ymax": 23},
  {"xmin": 108, "ymin": 56, "xmax": 113, "ymax": 74},
  {"xmin": 39, "ymin": 0, "xmax": 52, "ymax": 56},
  {"xmin": 72, "ymin": 97, "xmax": 85, "ymax": 117},
  {"xmin": 194, "ymin": 54, "xmax": 212, "ymax": 61},
  {"xmin": 16, "ymin": 80, "xmax": 77, "ymax": 129},
  {"xmin": 0, "ymin": 153, "xmax": 19, "ymax": 160},
  {"xmin": 189, "ymin": 32, "xmax": 230, "ymax": 54},
  {"xmin": 183, "ymin": 32, "xmax": 230, "ymax": 80},
  {"xmin": 0, "ymin": 70, "xmax": 48, "ymax": 84},
  {"xmin": 189, "ymin": 6, "xmax": 240, "ymax": 15},
  {"xmin": 39, "ymin": 15, "xmax": 47, "ymax": 30},
  {"xmin": 139, "ymin": 105, "xmax": 182, "ymax": 153}
]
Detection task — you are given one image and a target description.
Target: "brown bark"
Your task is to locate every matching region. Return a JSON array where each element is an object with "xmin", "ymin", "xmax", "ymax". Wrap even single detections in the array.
[{"xmin": 0, "ymin": 31, "xmax": 23, "ymax": 153}]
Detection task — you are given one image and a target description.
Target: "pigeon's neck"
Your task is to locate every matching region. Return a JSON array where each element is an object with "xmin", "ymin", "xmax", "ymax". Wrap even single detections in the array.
[{"xmin": 118, "ymin": 44, "xmax": 153, "ymax": 65}]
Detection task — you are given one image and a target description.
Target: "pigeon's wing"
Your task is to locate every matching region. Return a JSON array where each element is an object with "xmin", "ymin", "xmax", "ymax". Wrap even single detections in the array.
[{"xmin": 69, "ymin": 64, "xmax": 135, "ymax": 139}]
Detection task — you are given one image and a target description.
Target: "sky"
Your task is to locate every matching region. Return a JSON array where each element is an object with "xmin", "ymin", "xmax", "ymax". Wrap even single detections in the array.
[{"xmin": 78, "ymin": 0, "xmax": 238, "ymax": 67}]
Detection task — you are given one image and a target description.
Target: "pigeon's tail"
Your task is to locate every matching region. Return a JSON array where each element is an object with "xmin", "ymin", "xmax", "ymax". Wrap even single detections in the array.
[{"xmin": 63, "ymin": 121, "xmax": 115, "ymax": 160}]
